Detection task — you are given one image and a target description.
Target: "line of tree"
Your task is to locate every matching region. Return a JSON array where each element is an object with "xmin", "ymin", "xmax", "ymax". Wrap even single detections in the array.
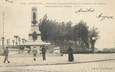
[{"xmin": 39, "ymin": 15, "xmax": 99, "ymax": 52}]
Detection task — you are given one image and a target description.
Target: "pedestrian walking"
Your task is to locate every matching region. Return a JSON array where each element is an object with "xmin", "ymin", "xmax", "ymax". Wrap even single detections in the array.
[
  {"xmin": 67, "ymin": 46, "xmax": 74, "ymax": 62},
  {"xmin": 41, "ymin": 45, "xmax": 46, "ymax": 61},
  {"xmin": 3, "ymin": 47, "xmax": 10, "ymax": 63},
  {"xmin": 32, "ymin": 47, "xmax": 38, "ymax": 61}
]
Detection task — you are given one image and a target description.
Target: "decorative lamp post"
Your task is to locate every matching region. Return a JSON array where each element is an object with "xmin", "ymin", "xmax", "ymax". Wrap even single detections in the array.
[
  {"xmin": 2, "ymin": 37, "xmax": 5, "ymax": 50},
  {"xmin": 14, "ymin": 35, "xmax": 18, "ymax": 46},
  {"xmin": 12, "ymin": 40, "xmax": 15, "ymax": 46},
  {"xmin": 91, "ymin": 37, "xmax": 96, "ymax": 53},
  {"xmin": 18, "ymin": 37, "xmax": 21, "ymax": 45},
  {"xmin": 6, "ymin": 39, "xmax": 10, "ymax": 46},
  {"xmin": 2, "ymin": 11, "xmax": 5, "ymax": 50}
]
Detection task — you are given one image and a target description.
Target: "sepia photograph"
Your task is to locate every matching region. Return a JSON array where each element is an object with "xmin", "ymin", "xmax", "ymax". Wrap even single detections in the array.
[{"xmin": 0, "ymin": 0, "xmax": 115, "ymax": 72}]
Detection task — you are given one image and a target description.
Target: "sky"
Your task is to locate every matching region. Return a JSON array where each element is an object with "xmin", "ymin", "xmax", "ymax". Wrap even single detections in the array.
[{"xmin": 0, "ymin": 0, "xmax": 115, "ymax": 49}]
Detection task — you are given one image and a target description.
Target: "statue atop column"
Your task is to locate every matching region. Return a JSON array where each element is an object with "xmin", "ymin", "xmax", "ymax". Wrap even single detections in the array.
[{"xmin": 29, "ymin": 7, "xmax": 41, "ymax": 41}]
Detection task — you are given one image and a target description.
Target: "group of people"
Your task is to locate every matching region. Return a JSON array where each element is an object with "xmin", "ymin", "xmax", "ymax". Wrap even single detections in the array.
[
  {"xmin": 32, "ymin": 45, "xmax": 46, "ymax": 61},
  {"xmin": 3, "ymin": 45, "xmax": 74, "ymax": 63}
]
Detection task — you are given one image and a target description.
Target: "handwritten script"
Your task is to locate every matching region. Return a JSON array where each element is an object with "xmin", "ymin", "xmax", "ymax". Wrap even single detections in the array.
[
  {"xmin": 75, "ymin": 8, "xmax": 95, "ymax": 13},
  {"xmin": 75, "ymin": 8, "xmax": 114, "ymax": 21},
  {"xmin": 97, "ymin": 13, "xmax": 114, "ymax": 21}
]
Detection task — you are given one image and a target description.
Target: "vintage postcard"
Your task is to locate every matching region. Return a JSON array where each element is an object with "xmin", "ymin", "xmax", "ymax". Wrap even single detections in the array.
[{"xmin": 0, "ymin": 0, "xmax": 115, "ymax": 72}]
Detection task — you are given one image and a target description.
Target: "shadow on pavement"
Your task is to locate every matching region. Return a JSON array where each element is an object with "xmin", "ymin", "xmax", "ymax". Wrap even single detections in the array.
[{"xmin": 1, "ymin": 58, "xmax": 115, "ymax": 67}]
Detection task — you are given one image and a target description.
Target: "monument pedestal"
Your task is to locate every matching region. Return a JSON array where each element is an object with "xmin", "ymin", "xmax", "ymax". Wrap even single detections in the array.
[{"xmin": 22, "ymin": 7, "xmax": 50, "ymax": 50}]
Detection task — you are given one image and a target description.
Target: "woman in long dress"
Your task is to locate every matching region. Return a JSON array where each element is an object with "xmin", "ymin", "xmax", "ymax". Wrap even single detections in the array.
[{"xmin": 67, "ymin": 46, "xmax": 74, "ymax": 62}]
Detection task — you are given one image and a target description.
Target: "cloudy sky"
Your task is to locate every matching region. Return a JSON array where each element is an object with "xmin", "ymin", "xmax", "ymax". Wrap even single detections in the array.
[{"xmin": 0, "ymin": 0, "xmax": 115, "ymax": 49}]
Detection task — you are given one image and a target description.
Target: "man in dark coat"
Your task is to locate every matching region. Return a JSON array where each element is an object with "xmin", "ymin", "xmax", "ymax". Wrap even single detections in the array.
[
  {"xmin": 67, "ymin": 46, "xmax": 74, "ymax": 62},
  {"xmin": 4, "ymin": 47, "xmax": 10, "ymax": 63},
  {"xmin": 41, "ymin": 45, "xmax": 46, "ymax": 61}
]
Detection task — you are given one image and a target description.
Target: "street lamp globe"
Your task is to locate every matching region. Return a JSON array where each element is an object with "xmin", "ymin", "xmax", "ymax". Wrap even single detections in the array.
[{"xmin": 92, "ymin": 37, "xmax": 96, "ymax": 40}]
